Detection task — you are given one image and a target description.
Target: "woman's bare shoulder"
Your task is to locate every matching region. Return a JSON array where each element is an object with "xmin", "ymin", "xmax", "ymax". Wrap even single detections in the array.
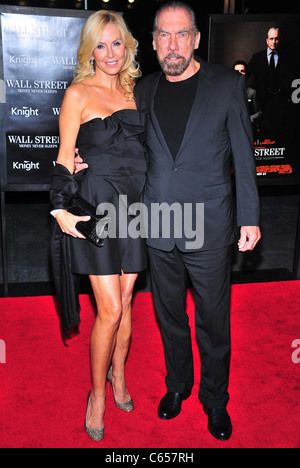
[{"xmin": 64, "ymin": 81, "xmax": 88, "ymax": 100}]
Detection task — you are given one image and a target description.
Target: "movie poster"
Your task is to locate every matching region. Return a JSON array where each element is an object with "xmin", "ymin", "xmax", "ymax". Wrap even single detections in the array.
[
  {"xmin": 0, "ymin": 10, "xmax": 90, "ymax": 186},
  {"xmin": 209, "ymin": 14, "xmax": 300, "ymax": 184}
]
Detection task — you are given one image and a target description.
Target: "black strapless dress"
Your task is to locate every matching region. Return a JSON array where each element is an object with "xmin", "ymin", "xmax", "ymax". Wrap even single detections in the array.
[
  {"xmin": 69, "ymin": 109, "xmax": 148, "ymax": 276},
  {"xmin": 50, "ymin": 109, "xmax": 148, "ymax": 334}
]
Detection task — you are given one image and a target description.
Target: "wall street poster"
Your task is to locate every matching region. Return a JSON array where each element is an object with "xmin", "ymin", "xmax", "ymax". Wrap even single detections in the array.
[{"xmin": 209, "ymin": 14, "xmax": 300, "ymax": 184}]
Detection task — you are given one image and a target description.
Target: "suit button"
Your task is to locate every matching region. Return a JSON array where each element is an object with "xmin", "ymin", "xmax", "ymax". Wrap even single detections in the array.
[{"xmin": 173, "ymin": 168, "xmax": 178, "ymax": 173}]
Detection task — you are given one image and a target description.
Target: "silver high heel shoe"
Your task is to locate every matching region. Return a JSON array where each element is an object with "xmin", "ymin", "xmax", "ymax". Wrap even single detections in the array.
[
  {"xmin": 84, "ymin": 391, "xmax": 105, "ymax": 442},
  {"xmin": 107, "ymin": 366, "xmax": 134, "ymax": 412}
]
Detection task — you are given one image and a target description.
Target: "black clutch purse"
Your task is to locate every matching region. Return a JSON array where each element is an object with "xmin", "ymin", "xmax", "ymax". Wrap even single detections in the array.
[{"xmin": 67, "ymin": 195, "xmax": 111, "ymax": 248}]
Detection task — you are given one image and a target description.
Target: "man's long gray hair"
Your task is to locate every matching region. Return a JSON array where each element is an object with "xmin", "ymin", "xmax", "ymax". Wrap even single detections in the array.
[{"xmin": 152, "ymin": 1, "xmax": 199, "ymax": 37}]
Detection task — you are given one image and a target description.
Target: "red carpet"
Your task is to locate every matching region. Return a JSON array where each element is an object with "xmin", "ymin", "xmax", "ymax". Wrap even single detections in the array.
[{"xmin": 0, "ymin": 281, "xmax": 299, "ymax": 448}]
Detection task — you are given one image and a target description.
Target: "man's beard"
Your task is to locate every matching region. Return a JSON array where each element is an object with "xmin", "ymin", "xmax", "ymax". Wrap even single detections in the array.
[{"xmin": 158, "ymin": 52, "xmax": 193, "ymax": 77}]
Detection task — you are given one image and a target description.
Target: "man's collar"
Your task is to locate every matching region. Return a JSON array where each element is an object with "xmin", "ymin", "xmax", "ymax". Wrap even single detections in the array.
[{"xmin": 268, "ymin": 47, "xmax": 278, "ymax": 55}]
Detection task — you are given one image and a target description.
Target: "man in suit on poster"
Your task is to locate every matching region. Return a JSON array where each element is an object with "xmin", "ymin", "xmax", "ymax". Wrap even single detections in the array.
[
  {"xmin": 134, "ymin": 2, "xmax": 261, "ymax": 441},
  {"xmin": 247, "ymin": 27, "xmax": 281, "ymax": 98},
  {"xmin": 233, "ymin": 60, "xmax": 262, "ymax": 138},
  {"xmin": 76, "ymin": 1, "xmax": 261, "ymax": 442},
  {"xmin": 246, "ymin": 27, "xmax": 294, "ymax": 138}
]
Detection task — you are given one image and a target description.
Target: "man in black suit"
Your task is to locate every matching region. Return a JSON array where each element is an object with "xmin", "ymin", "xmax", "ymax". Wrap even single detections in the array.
[
  {"xmin": 134, "ymin": 2, "xmax": 261, "ymax": 441},
  {"xmin": 247, "ymin": 27, "xmax": 292, "ymax": 138},
  {"xmin": 233, "ymin": 60, "xmax": 262, "ymax": 138}
]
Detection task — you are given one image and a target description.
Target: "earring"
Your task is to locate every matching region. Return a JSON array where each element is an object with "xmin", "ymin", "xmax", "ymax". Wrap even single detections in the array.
[{"xmin": 90, "ymin": 59, "xmax": 95, "ymax": 76}]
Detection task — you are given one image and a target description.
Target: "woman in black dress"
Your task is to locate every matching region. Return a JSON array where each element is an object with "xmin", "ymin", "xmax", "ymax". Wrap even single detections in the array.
[{"xmin": 50, "ymin": 11, "xmax": 147, "ymax": 441}]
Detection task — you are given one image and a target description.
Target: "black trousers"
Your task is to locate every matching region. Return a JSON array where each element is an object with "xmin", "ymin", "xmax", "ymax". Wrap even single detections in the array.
[{"xmin": 148, "ymin": 245, "xmax": 233, "ymax": 409}]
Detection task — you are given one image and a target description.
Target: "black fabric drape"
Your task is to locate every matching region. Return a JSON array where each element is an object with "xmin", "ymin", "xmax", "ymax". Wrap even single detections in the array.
[
  {"xmin": 50, "ymin": 219, "xmax": 81, "ymax": 336},
  {"xmin": 49, "ymin": 164, "xmax": 85, "ymax": 336}
]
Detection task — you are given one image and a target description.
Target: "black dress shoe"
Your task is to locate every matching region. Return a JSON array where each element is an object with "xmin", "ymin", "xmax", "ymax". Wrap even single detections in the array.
[
  {"xmin": 204, "ymin": 407, "xmax": 232, "ymax": 441},
  {"xmin": 158, "ymin": 391, "xmax": 191, "ymax": 420}
]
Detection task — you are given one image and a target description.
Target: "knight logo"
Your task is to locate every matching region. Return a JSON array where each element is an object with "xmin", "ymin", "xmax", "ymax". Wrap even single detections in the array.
[
  {"xmin": 11, "ymin": 107, "xmax": 39, "ymax": 118},
  {"xmin": 9, "ymin": 55, "xmax": 37, "ymax": 66},
  {"xmin": 13, "ymin": 161, "xmax": 40, "ymax": 172}
]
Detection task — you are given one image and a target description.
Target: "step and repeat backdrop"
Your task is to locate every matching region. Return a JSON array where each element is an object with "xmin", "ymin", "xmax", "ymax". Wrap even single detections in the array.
[
  {"xmin": 1, "ymin": 8, "xmax": 300, "ymax": 189},
  {"xmin": 0, "ymin": 6, "xmax": 93, "ymax": 189},
  {"xmin": 209, "ymin": 14, "xmax": 300, "ymax": 185}
]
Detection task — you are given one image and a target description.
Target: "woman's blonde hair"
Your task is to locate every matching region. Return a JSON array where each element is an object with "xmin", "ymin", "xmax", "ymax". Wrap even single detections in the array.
[{"xmin": 73, "ymin": 10, "xmax": 141, "ymax": 100}]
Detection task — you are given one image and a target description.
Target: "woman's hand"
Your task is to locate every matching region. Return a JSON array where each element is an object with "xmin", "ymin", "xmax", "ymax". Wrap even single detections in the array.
[{"xmin": 56, "ymin": 210, "xmax": 91, "ymax": 239}]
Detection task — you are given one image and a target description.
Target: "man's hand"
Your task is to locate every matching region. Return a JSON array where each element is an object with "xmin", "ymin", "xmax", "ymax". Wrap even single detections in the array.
[
  {"xmin": 238, "ymin": 226, "xmax": 261, "ymax": 252},
  {"xmin": 74, "ymin": 149, "xmax": 88, "ymax": 173}
]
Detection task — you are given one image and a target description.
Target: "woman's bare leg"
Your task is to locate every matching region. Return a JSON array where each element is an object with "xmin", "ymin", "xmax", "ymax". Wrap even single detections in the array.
[
  {"xmin": 110, "ymin": 271, "xmax": 138, "ymax": 403},
  {"xmin": 86, "ymin": 274, "xmax": 122, "ymax": 430}
]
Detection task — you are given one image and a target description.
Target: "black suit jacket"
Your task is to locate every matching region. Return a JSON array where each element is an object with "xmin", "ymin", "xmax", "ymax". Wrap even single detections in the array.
[
  {"xmin": 247, "ymin": 49, "xmax": 294, "ymax": 106},
  {"xmin": 135, "ymin": 57, "xmax": 260, "ymax": 252}
]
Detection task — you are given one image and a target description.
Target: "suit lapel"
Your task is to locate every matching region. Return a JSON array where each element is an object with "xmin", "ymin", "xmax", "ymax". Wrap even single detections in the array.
[
  {"xmin": 149, "ymin": 57, "xmax": 215, "ymax": 162},
  {"xmin": 176, "ymin": 58, "xmax": 214, "ymax": 160},
  {"xmin": 149, "ymin": 72, "xmax": 174, "ymax": 161}
]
